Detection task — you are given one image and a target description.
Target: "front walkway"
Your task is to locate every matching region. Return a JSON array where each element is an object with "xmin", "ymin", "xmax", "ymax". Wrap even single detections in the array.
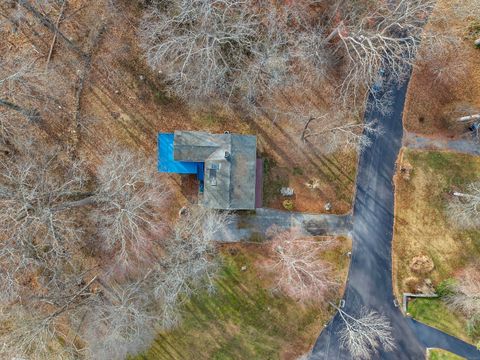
[{"xmin": 215, "ymin": 208, "xmax": 353, "ymax": 242}]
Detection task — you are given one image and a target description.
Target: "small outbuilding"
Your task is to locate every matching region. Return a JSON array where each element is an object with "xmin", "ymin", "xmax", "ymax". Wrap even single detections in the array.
[{"xmin": 158, "ymin": 131, "xmax": 262, "ymax": 210}]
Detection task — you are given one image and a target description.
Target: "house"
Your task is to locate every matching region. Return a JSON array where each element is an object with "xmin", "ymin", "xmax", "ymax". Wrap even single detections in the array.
[{"xmin": 158, "ymin": 131, "xmax": 262, "ymax": 210}]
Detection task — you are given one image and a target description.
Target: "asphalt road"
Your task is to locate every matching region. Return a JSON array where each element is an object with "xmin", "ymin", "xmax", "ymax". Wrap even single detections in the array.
[
  {"xmin": 309, "ymin": 71, "xmax": 480, "ymax": 359},
  {"xmin": 310, "ymin": 75, "xmax": 426, "ymax": 359},
  {"xmin": 408, "ymin": 319, "xmax": 480, "ymax": 359}
]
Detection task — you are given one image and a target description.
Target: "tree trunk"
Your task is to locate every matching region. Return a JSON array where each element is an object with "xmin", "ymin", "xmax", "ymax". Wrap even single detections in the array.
[
  {"xmin": 17, "ymin": 0, "xmax": 86, "ymax": 58},
  {"xmin": 0, "ymin": 98, "xmax": 41, "ymax": 122},
  {"xmin": 51, "ymin": 194, "xmax": 96, "ymax": 212},
  {"xmin": 46, "ymin": 0, "xmax": 67, "ymax": 66},
  {"xmin": 325, "ymin": 22, "xmax": 343, "ymax": 43},
  {"xmin": 458, "ymin": 114, "xmax": 480, "ymax": 122},
  {"xmin": 301, "ymin": 117, "xmax": 314, "ymax": 142},
  {"xmin": 453, "ymin": 192, "xmax": 480, "ymax": 201}
]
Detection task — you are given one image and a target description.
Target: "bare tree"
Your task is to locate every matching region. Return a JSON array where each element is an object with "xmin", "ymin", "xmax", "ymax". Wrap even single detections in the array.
[
  {"xmin": 93, "ymin": 148, "xmax": 170, "ymax": 266},
  {"xmin": 139, "ymin": 0, "xmax": 259, "ymax": 100},
  {"xmin": 327, "ymin": 0, "xmax": 434, "ymax": 103},
  {"xmin": 83, "ymin": 277, "xmax": 159, "ymax": 360},
  {"xmin": 447, "ymin": 181, "xmax": 480, "ymax": 229},
  {"xmin": 0, "ymin": 49, "xmax": 46, "ymax": 122},
  {"xmin": 303, "ymin": 117, "xmax": 382, "ymax": 153},
  {"xmin": 153, "ymin": 205, "xmax": 231, "ymax": 327},
  {"xmin": 0, "ymin": 144, "xmax": 172, "ymax": 275},
  {"xmin": 417, "ymin": 37, "xmax": 467, "ymax": 88},
  {"xmin": 0, "ymin": 147, "xmax": 89, "ymax": 284},
  {"xmin": 138, "ymin": 0, "xmax": 439, "ymax": 152},
  {"xmin": 0, "ymin": 110, "xmax": 22, "ymax": 151},
  {"xmin": 334, "ymin": 304, "xmax": 396, "ymax": 359},
  {"xmin": 138, "ymin": 1, "xmax": 328, "ymax": 106},
  {"xmin": 296, "ymin": 27, "xmax": 336, "ymax": 82},
  {"xmin": 0, "ymin": 41, "xmax": 77, "ymax": 142},
  {"xmin": 0, "ymin": 274, "xmax": 98, "ymax": 360},
  {"xmin": 233, "ymin": 8, "xmax": 295, "ymax": 106},
  {"xmin": 0, "ymin": 142, "xmax": 96, "ymax": 359},
  {"xmin": 446, "ymin": 263, "xmax": 480, "ymax": 337},
  {"xmin": 0, "ymin": 49, "xmax": 43, "ymax": 100},
  {"xmin": 0, "ymin": 304, "xmax": 78, "ymax": 360},
  {"xmin": 267, "ymin": 227, "xmax": 338, "ymax": 302},
  {"xmin": 0, "ymin": 144, "xmax": 173, "ymax": 358},
  {"xmin": 291, "ymin": 105, "xmax": 382, "ymax": 153}
]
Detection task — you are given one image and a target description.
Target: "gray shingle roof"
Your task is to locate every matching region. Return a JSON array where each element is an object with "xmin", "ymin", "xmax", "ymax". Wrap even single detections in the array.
[{"xmin": 173, "ymin": 131, "xmax": 257, "ymax": 210}]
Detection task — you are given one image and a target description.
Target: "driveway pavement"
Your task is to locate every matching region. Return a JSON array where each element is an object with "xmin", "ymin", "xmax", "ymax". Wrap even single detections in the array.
[
  {"xmin": 408, "ymin": 319, "xmax": 480, "ymax": 359},
  {"xmin": 310, "ymin": 75, "xmax": 427, "ymax": 359},
  {"xmin": 216, "ymin": 208, "xmax": 352, "ymax": 242},
  {"xmin": 404, "ymin": 131, "xmax": 480, "ymax": 155}
]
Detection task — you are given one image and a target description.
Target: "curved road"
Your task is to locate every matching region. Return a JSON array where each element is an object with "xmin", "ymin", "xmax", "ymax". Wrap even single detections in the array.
[{"xmin": 309, "ymin": 76, "xmax": 480, "ymax": 359}]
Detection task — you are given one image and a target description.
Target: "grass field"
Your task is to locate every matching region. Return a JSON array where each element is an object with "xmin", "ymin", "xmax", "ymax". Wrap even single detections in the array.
[
  {"xmin": 428, "ymin": 348, "xmax": 466, "ymax": 360},
  {"xmin": 132, "ymin": 238, "xmax": 351, "ymax": 360},
  {"xmin": 393, "ymin": 149, "xmax": 480, "ymax": 343},
  {"xmin": 408, "ymin": 298, "xmax": 471, "ymax": 343}
]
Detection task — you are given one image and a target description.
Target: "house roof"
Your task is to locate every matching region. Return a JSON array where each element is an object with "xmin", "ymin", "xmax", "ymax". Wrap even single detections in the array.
[
  {"xmin": 157, "ymin": 133, "xmax": 204, "ymax": 180},
  {"xmin": 173, "ymin": 131, "xmax": 257, "ymax": 210}
]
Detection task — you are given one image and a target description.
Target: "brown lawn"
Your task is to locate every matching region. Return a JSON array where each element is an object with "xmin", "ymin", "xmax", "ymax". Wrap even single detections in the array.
[
  {"xmin": 2, "ymin": 0, "xmax": 357, "ymax": 214},
  {"xmin": 393, "ymin": 149, "xmax": 480, "ymax": 343},
  {"xmin": 403, "ymin": 0, "xmax": 480, "ymax": 138}
]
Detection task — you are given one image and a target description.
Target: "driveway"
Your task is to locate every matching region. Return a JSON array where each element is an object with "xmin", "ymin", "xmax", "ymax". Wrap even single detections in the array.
[
  {"xmin": 404, "ymin": 131, "xmax": 480, "ymax": 155},
  {"xmin": 310, "ymin": 74, "xmax": 428, "ymax": 359},
  {"xmin": 309, "ymin": 71, "xmax": 480, "ymax": 357},
  {"xmin": 408, "ymin": 319, "xmax": 480, "ymax": 359},
  {"xmin": 216, "ymin": 208, "xmax": 352, "ymax": 242}
]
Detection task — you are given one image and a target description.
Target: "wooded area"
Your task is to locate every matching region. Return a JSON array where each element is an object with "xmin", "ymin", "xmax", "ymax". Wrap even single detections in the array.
[{"xmin": 0, "ymin": 0, "xmax": 467, "ymax": 358}]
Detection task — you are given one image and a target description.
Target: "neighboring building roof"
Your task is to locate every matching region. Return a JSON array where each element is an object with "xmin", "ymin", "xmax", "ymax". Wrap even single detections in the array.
[
  {"xmin": 157, "ymin": 133, "xmax": 204, "ymax": 180},
  {"xmin": 173, "ymin": 131, "xmax": 257, "ymax": 210}
]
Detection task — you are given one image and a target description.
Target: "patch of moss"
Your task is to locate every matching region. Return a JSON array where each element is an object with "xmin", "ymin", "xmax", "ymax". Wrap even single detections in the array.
[
  {"xmin": 262, "ymin": 156, "xmax": 288, "ymax": 206},
  {"xmin": 292, "ymin": 167, "xmax": 304, "ymax": 176},
  {"xmin": 282, "ymin": 199, "xmax": 294, "ymax": 211}
]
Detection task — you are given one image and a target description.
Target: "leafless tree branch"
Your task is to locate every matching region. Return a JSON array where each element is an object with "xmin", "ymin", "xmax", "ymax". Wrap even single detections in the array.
[
  {"xmin": 334, "ymin": 304, "xmax": 396, "ymax": 359},
  {"xmin": 447, "ymin": 181, "xmax": 480, "ymax": 229},
  {"xmin": 267, "ymin": 226, "xmax": 338, "ymax": 302}
]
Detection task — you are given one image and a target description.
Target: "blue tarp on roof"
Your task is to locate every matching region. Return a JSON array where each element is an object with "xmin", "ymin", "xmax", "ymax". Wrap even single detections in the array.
[{"xmin": 158, "ymin": 133, "xmax": 204, "ymax": 180}]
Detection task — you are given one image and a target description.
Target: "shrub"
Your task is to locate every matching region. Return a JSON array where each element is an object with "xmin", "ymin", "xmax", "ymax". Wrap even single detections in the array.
[
  {"xmin": 282, "ymin": 200, "xmax": 294, "ymax": 211},
  {"xmin": 435, "ymin": 278, "xmax": 455, "ymax": 298}
]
